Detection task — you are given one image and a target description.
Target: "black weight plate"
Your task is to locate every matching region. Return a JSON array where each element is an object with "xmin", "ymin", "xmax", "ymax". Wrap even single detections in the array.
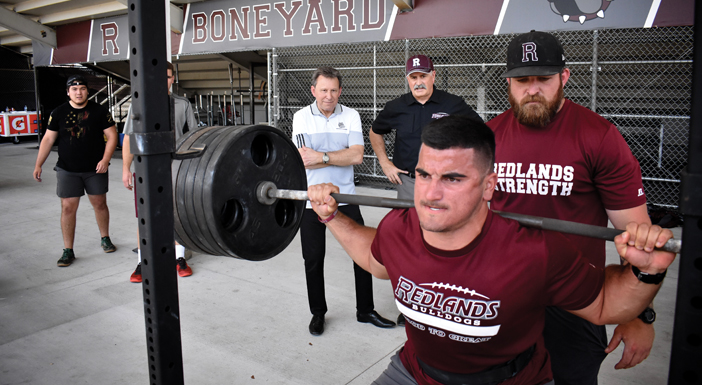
[
  {"xmin": 173, "ymin": 126, "xmax": 221, "ymax": 254},
  {"xmin": 174, "ymin": 126, "xmax": 223, "ymax": 254},
  {"xmin": 176, "ymin": 126, "xmax": 228, "ymax": 255},
  {"xmin": 202, "ymin": 125, "xmax": 307, "ymax": 261},
  {"xmin": 190, "ymin": 126, "xmax": 245, "ymax": 257},
  {"xmin": 183, "ymin": 126, "xmax": 232, "ymax": 256}
]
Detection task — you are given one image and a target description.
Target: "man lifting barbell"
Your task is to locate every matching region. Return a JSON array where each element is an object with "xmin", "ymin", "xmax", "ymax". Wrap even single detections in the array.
[{"xmin": 305, "ymin": 115, "xmax": 675, "ymax": 385}]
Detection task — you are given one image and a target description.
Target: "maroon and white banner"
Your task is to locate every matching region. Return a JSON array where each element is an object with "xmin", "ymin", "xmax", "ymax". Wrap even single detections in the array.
[{"xmin": 180, "ymin": 0, "xmax": 393, "ymax": 55}]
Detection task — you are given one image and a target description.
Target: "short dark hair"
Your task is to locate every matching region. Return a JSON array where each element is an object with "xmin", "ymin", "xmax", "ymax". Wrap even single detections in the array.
[
  {"xmin": 421, "ymin": 115, "xmax": 495, "ymax": 174},
  {"xmin": 312, "ymin": 66, "xmax": 342, "ymax": 88},
  {"xmin": 167, "ymin": 62, "xmax": 174, "ymax": 73}
]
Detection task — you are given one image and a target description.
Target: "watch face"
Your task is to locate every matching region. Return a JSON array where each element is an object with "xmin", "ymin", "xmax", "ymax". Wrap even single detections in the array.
[{"xmin": 639, "ymin": 308, "xmax": 656, "ymax": 324}]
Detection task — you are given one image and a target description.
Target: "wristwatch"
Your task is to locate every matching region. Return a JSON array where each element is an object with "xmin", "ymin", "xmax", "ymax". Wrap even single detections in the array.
[
  {"xmin": 322, "ymin": 152, "xmax": 329, "ymax": 164},
  {"xmin": 632, "ymin": 265, "xmax": 667, "ymax": 285},
  {"xmin": 638, "ymin": 307, "xmax": 656, "ymax": 324}
]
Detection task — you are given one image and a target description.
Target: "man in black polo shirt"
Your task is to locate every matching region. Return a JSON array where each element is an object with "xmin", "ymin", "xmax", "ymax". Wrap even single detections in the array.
[{"xmin": 370, "ymin": 55, "xmax": 483, "ymax": 200}]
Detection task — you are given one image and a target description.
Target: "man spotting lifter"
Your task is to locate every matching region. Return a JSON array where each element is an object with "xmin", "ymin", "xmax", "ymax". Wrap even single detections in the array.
[
  {"xmin": 307, "ymin": 115, "xmax": 675, "ymax": 385},
  {"xmin": 34, "ymin": 75, "xmax": 119, "ymax": 267},
  {"xmin": 487, "ymin": 31, "xmax": 656, "ymax": 383}
]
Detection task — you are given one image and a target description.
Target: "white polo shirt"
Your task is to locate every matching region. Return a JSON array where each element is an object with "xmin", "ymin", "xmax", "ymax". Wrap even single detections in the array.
[{"xmin": 291, "ymin": 102, "xmax": 364, "ymax": 208}]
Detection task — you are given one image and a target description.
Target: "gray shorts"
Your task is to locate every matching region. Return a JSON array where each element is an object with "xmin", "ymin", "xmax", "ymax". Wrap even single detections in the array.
[
  {"xmin": 55, "ymin": 166, "xmax": 109, "ymax": 198},
  {"xmin": 373, "ymin": 350, "xmax": 556, "ymax": 385},
  {"xmin": 372, "ymin": 351, "xmax": 417, "ymax": 385}
]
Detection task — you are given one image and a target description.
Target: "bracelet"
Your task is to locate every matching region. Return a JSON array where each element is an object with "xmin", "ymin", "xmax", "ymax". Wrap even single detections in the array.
[{"xmin": 318, "ymin": 209, "xmax": 338, "ymax": 224}]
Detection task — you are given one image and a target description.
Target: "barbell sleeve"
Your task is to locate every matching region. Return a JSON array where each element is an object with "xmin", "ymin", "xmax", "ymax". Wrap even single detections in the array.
[{"xmin": 263, "ymin": 183, "xmax": 681, "ymax": 254}]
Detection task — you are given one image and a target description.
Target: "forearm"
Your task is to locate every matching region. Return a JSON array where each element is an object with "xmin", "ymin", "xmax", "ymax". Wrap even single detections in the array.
[
  {"xmin": 35, "ymin": 134, "xmax": 55, "ymax": 168},
  {"xmin": 122, "ymin": 134, "xmax": 133, "ymax": 171},
  {"xmin": 325, "ymin": 212, "xmax": 386, "ymax": 278},
  {"xmin": 579, "ymin": 264, "xmax": 662, "ymax": 325},
  {"xmin": 102, "ymin": 127, "xmax": 118, "ymax": 162},
  {"xmin": 301, "ymin": 145, "xmax": 363, "ymax": 169},
  {"xmin": 369, "ymin": 130, "xmax": 390, "ymax": 164}
]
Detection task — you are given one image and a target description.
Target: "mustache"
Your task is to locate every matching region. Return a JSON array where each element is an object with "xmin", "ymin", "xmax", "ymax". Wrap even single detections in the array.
[
  {"xmin": 413, "ymin": 83, "xmax": 427, "ymax": 90},
  {"xmin": 419, "ymin": 200, "xmax": 448, "ymax": 210},
  {"xmin": 520, "ymin": 94, "xmax": 547, "ymax": 106}
]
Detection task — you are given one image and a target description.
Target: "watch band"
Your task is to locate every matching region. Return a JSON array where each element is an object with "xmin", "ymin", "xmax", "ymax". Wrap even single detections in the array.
[
  {"xmin": 632, "ymin": 265, "xmax": 667, "ymax": 285},
  {"xmin": 322, "ymin": 152, "xmax": 329, "ymax": 164}
]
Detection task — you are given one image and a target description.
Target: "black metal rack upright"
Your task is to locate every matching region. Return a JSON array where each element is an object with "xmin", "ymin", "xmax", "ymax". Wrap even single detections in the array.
[{"xmin": 127, "ymin": 1, "xmax": 184, "ymax": 384}]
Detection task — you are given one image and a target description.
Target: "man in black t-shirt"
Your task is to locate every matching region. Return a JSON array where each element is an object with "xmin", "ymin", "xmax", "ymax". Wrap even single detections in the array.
[{"xmin": 33, "ymin": 75, "xmax": 119, "ymax": 267}]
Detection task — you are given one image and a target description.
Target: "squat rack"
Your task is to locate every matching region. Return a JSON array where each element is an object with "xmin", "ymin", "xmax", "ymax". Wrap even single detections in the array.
[{"xmin": 126, "ymin": 1, "xmax": 702, "ymax": 384}]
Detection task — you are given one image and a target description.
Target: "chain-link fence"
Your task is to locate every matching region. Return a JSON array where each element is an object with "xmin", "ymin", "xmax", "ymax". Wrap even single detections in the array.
[{"xmin": 272, "ymin": 26, "xmax": 692, "ymax": 208}]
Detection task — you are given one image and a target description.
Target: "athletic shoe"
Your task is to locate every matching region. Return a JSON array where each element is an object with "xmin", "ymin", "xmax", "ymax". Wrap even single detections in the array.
[
  {"xmin": 101, "ymin": 236, "xmax": 117, "ymax": 253},
  {"xmin": 176, "ymin": 257, "xmax": 193, "ymax": 277},
  {"xmin": 57, "ymin": 248, "xmax": 75, "ymax": 267},
  {"xmin": 130, "ymin": 263, "xmax": 142, "ymax": 283}
]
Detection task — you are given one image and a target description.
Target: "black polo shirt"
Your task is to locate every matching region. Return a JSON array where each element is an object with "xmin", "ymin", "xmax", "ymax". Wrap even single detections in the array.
[{"xmin": 371, "ymin": 87, "xmax": 482, "ymax": 173}]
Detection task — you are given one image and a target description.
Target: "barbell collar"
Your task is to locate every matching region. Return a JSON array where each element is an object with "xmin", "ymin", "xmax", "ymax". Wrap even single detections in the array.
[{"xmin": 256, "ymin": 181, "xmax": 681, "ymax": 254}]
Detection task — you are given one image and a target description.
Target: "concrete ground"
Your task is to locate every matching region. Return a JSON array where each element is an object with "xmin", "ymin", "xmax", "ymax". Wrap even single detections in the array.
[{"xmin": 0, "ymin": 140, "xmax": 682, "ymax": 384}]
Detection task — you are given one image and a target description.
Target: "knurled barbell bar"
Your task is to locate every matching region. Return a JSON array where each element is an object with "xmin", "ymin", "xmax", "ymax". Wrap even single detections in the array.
[
  {"xmin": 172, "ymin": 125, "xmax": 681, "ymax": 261},
  {"xmin": 256, "ymin": 181, "xmax": 681, "ymax": 254}
]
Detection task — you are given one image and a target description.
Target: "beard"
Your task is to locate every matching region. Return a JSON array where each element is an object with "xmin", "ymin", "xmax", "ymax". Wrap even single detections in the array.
[{"xmin": 508, "ymin": 83, "xmax": 564, "ymax": 128}]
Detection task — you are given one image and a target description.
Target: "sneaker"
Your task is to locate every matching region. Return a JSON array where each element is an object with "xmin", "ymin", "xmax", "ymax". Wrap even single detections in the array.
[
  {"xmin": 101, "ymin": 236, "xmax": 117, "ymax": 253},
  {"xmin": 57, "ymin": 248, "xmax": 75, "ymax": 267},
  {"xmin": 130, "ymin": 263, "xmax": 142, "ymax": 283},
  {"xmin": 176, "ymin": 257, "xmax": 193, "ymax": 277}
]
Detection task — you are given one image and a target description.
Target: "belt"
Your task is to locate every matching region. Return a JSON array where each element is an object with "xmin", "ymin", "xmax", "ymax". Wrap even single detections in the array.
[
  {"xmin": 417, "ymin": 345, "xmax": 535, "ymax": 385},
  {"xmin": 405, "ymin": 172, "xmax": 416, "ymax": 179}
]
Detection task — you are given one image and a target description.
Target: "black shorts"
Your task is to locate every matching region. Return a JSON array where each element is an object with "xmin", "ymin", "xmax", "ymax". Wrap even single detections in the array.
[{"xmin": 55, "ymin": 166, "xmax": 109, "ymax": 198}]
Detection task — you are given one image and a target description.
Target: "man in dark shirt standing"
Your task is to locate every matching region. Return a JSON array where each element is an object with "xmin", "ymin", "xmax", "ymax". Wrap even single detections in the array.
[
  {"xmin": 370, "ymin": 55, "xmax": 483, "ymax": 200},
  {"xmin": 370, "ymin": 55, "xmax": 483, "ymax": 326},
  {"xmin": 33, "ymin": 75, "xmax": 119, "ymax": 267}
]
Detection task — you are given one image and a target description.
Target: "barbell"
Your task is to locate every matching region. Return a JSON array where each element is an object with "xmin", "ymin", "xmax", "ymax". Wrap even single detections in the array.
[{"xmin": 172, "ymin": 125, "xmax": 682, "ymax": 261}]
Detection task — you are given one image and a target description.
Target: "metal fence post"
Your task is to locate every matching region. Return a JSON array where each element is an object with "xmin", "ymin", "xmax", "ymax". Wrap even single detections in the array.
[
  {"xmin": 272, "ymin": 47, "xmax": 278, "ymax": 128},
  {"xmin": 267, "ymin": 50, "xmax": 271, "ymax": 125},
  {"xmin": 591, "ymin": 30, "xmax": 599, "ymax": 112}
]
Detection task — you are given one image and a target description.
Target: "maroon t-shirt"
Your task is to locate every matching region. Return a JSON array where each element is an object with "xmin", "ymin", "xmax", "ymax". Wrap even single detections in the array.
[
  {"xmin": 487, "ymin": 99, "xmax": 646, "ymax": 268},
  {"xmin": 371, "ymin": 209, "xmax": 603, "ymax": 385}
]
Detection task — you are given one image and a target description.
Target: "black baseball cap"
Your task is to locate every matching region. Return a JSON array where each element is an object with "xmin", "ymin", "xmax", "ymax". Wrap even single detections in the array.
[
  {"xmin": 66, "ymin": 75, "xmax": 88, "ymax": 89},
  {"xmin": 502, "ymin": 31, "xmax": 565, "ymax": 78}
]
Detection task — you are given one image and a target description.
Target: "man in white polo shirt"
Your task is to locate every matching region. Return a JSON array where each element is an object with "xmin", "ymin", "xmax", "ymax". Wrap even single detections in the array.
[{"xmin": 292, "ymin": 67, "xmax": 395, "ymax": 336}]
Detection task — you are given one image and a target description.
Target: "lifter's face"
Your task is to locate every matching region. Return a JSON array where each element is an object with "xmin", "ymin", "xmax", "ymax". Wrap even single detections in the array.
[
  {"xmin": 67, "ymin": 85, "xmax": 89, "ymax": 108},
  {"xmin": 414, "ymin": 145, "xmax": 496, "ymax": 239},
  {"xmin": 507, "ymin": 69, "xmax": 569, "ymax": 128}
]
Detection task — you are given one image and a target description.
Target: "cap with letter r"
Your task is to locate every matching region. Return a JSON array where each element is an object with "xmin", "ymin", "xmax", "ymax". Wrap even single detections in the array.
[
  {"xmin": 66, "ymin": 75, "xmax": 88, "ymax": 89},
  {"xmin": 406, "ymin": 55, "xmax": 434, "ymax": 76},
  {"xmin": 502, "ymin": 30, "xmax": 566, "ymax": 78}
]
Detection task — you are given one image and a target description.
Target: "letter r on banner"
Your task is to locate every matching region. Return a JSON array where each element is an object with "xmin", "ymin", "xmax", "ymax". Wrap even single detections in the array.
[{"xmin": 101, "ymin": 22, "xmax": 119, "ymax": 55}]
